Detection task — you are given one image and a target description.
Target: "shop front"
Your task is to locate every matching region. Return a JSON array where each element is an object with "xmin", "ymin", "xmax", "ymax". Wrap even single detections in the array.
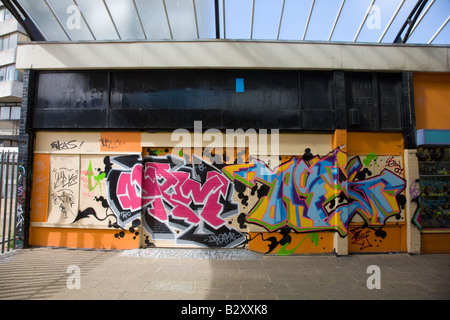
[
  {"xmin": 413, "ymin": 73, "xmax": 450, "ymax": 253},
  {"xmin": 20, "ymin": 69, "xmax": 417, "ymax": 254}
]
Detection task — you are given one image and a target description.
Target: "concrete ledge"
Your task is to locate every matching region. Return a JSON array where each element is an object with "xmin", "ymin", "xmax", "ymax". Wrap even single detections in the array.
[{"xmin": 16, "ymin": 40, "xmax": 450, "ymax": 72}]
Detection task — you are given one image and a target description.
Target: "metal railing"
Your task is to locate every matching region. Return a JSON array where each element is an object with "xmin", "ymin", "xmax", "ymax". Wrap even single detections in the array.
[{"xmin": 0, "ymin": 151, "xmax": 19, "ymax": 254}]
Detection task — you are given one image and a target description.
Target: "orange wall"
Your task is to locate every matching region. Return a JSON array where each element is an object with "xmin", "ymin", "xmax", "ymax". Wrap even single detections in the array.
[
  {"xmin": 347, "ymin": 132, "xmax": 403, "ymax": 155},
  {"xmin": 28, "ymin": 131, "xmax": 407, "ymax": 253},
  {"xmin": 29, "ymin": 227, "xmax": 138, "ymax": 250},
  {"xmin": 414, "ymin": 73, "xmax": 450, "ymax": 130},
  {"xmin": 422, "ymin": 233, "xmax": 450, "ymax": 254},
  {"xmin": 347, "ymin": 132, "xmax": 406, "ymax": 253},
  {"xmin": 248, "ymin": 232, "xmax": 334, "ymax": 255},
  {"xmin": 348, "ymin": 224, "xmax": 407, "ymax": 253}
]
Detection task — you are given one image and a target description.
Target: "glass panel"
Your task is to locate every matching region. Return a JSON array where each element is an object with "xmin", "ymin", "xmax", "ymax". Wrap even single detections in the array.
[
  {"xmin": 432, "ymin": 22, "xmax": 450, "ymax": 45},
  {"xmin": 1, "ymin": 107, "xmax": 10, "ymax": 120},
  {"xmin": 6, "ymin": 65, "xmax": 15, "ymax": 81},
  {"xmin": 4, "ymin": 8, "xmax": 12, "ymax": 20},
  {"xmin": 379, "ymin": 0, "xmax": 416, "ymax": 43},
  {"xmin": 252, "ymin": 0, "xmax": 284, "ymax": 40},
  {"xmin": 46, "ymin": 0, "xmax": 94, "ymax": 41},
  {"xmin": 353, "ymin": 0, "xmax": 401, "ymax": 43},
  {"xmin": 194, "ymin": 0, "xmax": 216, "ymax": 39},
  {"xmin": 407, "ymin": 0, "xmax": 450, "ymax": 45},
  {"xmin": 278, "ymin": 0, "xmax": 312, "ymax": 40},
  {"xmin": 418, "ymin": 147, "xmax": 450, "ymax": 229},
  {"xmin": 76, "ymin": 0, "xmax": 119, "ymax": 40},
  {"xmin": 135, "ymin": 0, "xmax": 171, "ymax": 39},
  {"xmin": 17, "ymin": 0, "xmax": 69, "ymax": 41},
  {"xmin": 165, "ymin": 0, "xmax": 198, "ymax": 39},
  {"xmin": 305, "ymin": 0, "xmax": 347, "ymax": 41},
  {"xmin": 8, "ymin": 33, "xmax": 17, "ymax": 49},
  {"xmin": 15, "ymin": 69, "xmax": 23, "ymax": 82},
  {"xmin": 0, "ymin": 67, "xmax": 5, "ymax": 81},
  {"xmin": 10, "ymin": 107, "xmax": 21, "ymax": 120},
  {"xmin": 0, "ymin": 9, "xmax": 5, "ymax": 22},
  {"xmin": 105, "ymin": 0, "xmax": 145, "ymax": 40},
  {"xmin": 329, "ymin": 0, "xmax": 374, "ymax": 42},
  {"xmin": 1, "ymin": 35, "xmax": 8, "ymax": 51},
  {"xmin": 224, "ymin": 0, "xmax": 253, "ymax": 39}
]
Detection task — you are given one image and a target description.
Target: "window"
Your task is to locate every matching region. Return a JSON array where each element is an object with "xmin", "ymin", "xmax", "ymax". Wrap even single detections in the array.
[
  {"xmin": 0, "ymin": 106, "xmax": 20, "ymax": 120},
  {"xmin": 10, "ymin": 107, "xmax": 20, "ymax": 119},
  {"xmin": 0, "ymin": 67, "xmax": 6, "ymax": 82},
  {"xmin": 0, "ymin": 65, "xmax": 23, "ymax": 82},
  {"xmin": 0, "ymin": 35, "xmax": 8, "ymax": 51},
  {"xmin": 6, "ymin": 65, "xmax": 15, "ymax": 81},
  {"xmin": 0, "ymin": 33, "xmax": 19, "ymax": 51},
  {"xmin": 15, "ymin": 69, "xmax": 23, "ymax": 82},
  {"xmin": 418, "ymin": 147, "xmax": 450, "ymax": 229},
  {"xmin": 8, "ymin": 33, "xmax": 17, "ymax": 49},
  {"xmin": 4, "ymin": 8, "xmax": 12, "ymax": 20},
  {"xmin": 0, "ymin": 8, "xmax": 12, "ymax": 22},
  {"xmin": 0, "ymin": 106, "xmax": 10, "ymax": 120}
]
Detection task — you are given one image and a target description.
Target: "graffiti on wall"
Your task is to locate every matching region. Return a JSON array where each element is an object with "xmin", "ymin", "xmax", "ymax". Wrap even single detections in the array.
[
  {"xmin": 247, "ymin": 230, "xmax": 322, "ymax": 255},
  {"xmin": 104, "ymin": 153, "xmax": 245, "ymax": 247},
  {"xmin": 15, "ymin": 165, "xmax": 26, "ymax": 246},
  {"xmin": 36, "ymin": 146, "xmax": 406, "ymax": 251},
  {"xmin": 97, "ymin": 148, "xmax": 406, "ymax": 249},
  {"xmin": 47, "ymin": 156, "xmax": 80, "ymax": 224},
  {"xmin": 223, "ymin": 148, "xmax": 406, "ymax": 237}
]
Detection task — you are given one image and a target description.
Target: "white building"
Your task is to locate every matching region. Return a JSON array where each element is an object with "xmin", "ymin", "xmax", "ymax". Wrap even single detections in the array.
[{"xmin": 0, "ymin": 4, "xmax": 27, "ymax": 147}]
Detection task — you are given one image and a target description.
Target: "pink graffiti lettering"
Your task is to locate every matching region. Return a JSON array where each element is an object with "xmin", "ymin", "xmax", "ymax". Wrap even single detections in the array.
[
  {"xmin": 116, "ymin": 164, "xmax": 145, "ymax": 212},
  {"xmin": 112, "ymin": 158, "xmax": 232, "ymax": 229},
  {"xmin": 144, "ymin": 162, "xmax": 230, "ymax": 227}
]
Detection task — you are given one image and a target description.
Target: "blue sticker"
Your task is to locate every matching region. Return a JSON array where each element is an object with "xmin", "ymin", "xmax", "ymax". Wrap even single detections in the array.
[{"xmin": 236, "ymin": 78, "xmax": 244, "ymax": 93}]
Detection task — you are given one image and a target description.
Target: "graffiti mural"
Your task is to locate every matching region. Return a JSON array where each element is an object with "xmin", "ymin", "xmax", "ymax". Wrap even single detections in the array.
[
  {"xmin": 104, "ymin": 153, "xmax": 245, "ymax": 248},
  {"xmin": 223, "ymin": 148, "xmax": 406, "ymax": 237},
  {"xmin": 104, "ymin": 154, "xmax": 143, "ymax": 228},
  {"xmin": 33, "ymin": 145, "xmax": 406, "ymax": 251},
  {"xmin": 100, "ymin": 148, "xmax": 406, "ymax": 249}
]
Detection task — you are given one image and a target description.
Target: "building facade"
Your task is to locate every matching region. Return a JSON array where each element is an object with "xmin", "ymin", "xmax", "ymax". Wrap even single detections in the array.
[
  {"xmin": 12, "ymin": 40, "xmax": 450, "ymax": 254},
  {"xmin": 0, "ymin": 4, "xmax": 27, "ymax": 147}
]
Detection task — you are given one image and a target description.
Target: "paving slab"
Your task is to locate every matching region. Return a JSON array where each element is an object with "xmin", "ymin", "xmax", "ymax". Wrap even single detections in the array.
[{"xmin": 0, "ymin": 247, "xmax": 449, "ymax": 302}]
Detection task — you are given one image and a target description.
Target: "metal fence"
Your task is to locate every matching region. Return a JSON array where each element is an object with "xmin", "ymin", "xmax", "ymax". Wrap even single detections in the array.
[{"xmin": 0, "ymin": 151, "xmax": 19, "ymax": 254}]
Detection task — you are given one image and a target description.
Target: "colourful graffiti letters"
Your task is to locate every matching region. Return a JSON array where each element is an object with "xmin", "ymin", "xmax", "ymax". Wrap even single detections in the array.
[
  {"xmin": 105, "ymin": 155, "xmax": 143, "ymax": 227},
  {"xmin": 105, "ymin": 154, "xmax": 244, "ymax": 247},
  {"xmin": 116, "ymin": 163, "xmax": 146, "ymax": 212},
  {"xmin": 223, "ymin": 149, "xmax": 406, "ymax": 237},
  {"xmin": 143, "ymin": 156, "xmax": 231, "ymax": 227},
  {"xmin": 104, "ymin": 149, "xmax": 406, "ymax": 247},
  {"xmin": 142, "ymin": 155, "xmax": 243, "ymax": 247}
]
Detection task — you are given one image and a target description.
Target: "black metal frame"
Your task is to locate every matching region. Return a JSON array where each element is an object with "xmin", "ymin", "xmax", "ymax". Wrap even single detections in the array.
[{"xmin": 394, "ymin": 0, "xmax": 429, "ymax": 44}]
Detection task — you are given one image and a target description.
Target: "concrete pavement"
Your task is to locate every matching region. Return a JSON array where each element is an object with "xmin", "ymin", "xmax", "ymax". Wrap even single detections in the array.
[{"xmin": 0, "ymin": 247, "xmax": 449, "ymax": 301}]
